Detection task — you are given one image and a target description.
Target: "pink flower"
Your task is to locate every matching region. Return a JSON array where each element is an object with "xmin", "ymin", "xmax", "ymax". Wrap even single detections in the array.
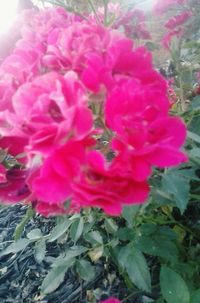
[
  {"xmin": 101, "ymin": 298, "xmax": 121, "ymax": 303},
  {"xmin": 0, "ymin": 168, "xmax": 30, "ymax": 203},
  {"xmin": 33, "ymin": 201, "xmax": 69, "ymax": 217},
  {"xmin": 105, "ymin": 79, "xmax": 187, "ymax": 181},
  {"xmin": 71, "ymin": 151, "xmax": 149, "ymax": 216},
  {"xmin": 0, "ymin": 164, "xmax": 7, "ymax": 183},
  {"xmin": 29, "ymin": 139, "xmax": 93, "ymax": 205},
  {"xmin": 162, "ymin": 28, "xmax": 183, "ymax": 49},
  {"xmin": 0, "ymin": 71, "xmax": 93, "ymax": 158},
  {"xmin": 114, "ymin": 9, "xmax": 151, "ymax": 40},
  {"xmin": 154, "ymin": 0, "xmax": 187, "ymax": 15},
  {"xmin": 0, "ymin": 137, "xmax": 28, "ymax": 164},
  {"xmin": 165, "ymin": 11, "xmax": 192, "ymax": 29},
  {"xmin": 30, "ymin": 143, "xmax": 149, "ymax": 216}
]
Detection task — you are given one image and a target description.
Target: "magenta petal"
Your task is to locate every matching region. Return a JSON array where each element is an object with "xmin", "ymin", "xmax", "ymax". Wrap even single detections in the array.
[
  {"xmin": 148, "ymin": 146, "xmax": 188, "ymax": 167},
  {"xmin": 0, "ymin": 164, "xmax": 7, "ymax": 183},
  {"xmin": 32, "ymin": 168, "xmax": 71, "ymax": 203},
  {"xmin": 131, "ymin": 158, "xmax": 152, "ymax": 181},
  {"xmin": 123, "ymin": 181, "xmax": 150, "ymax": 204},
  {"xmin": 101, "ymin": 298, "xmax": 121, "ymax": 303}
]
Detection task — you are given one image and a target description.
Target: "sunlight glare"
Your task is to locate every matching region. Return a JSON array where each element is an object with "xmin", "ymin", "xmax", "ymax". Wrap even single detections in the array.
[{"xmin": 0, "ymin": 0, "xmax": 19, "ymax": 34}]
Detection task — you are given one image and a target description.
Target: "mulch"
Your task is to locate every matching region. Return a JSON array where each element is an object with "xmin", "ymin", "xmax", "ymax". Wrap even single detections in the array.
[{"xmin": 0, "ymin": 205, "xmax": 144, "ymax": 303}]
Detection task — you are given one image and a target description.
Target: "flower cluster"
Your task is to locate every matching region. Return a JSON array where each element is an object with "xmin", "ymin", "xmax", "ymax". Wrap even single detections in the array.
[
  {"xmin": 154, "ymin": 0, "xmax": 192, "ymax": 49},
  {"xmin": 0, "ymin": 6, "xmax": 187, "ymax": 216},
  {"xmin": 154, "ymin": 0, "xmax": 187, "ymax": 15},
  {"xmin": 89, "ymin": 3, "xmax": 151, "ymax": 40}
]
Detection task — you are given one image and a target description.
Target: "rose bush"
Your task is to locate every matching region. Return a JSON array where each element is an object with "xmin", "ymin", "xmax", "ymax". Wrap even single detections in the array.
[
  {"xmin": 1, "ymin": 0, "xmax": 200, "ymax": 302},
  {"xmin": 0, "ymin": 5, "xmax": 187, "ymax": 217}
]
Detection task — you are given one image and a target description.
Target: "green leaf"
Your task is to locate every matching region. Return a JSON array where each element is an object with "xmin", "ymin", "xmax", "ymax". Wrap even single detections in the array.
[
  {"xmin": 187, "ymin": 131, "xmax": 200, "ymax": 144},
  {"xmin": 188, "ymin": 114, "xmax": 200, "ymax": 135},
  {"xmin": 0, "ymin": 239, "xmax": 31, "ymax": 256},
  {"xmin": 76, "ymin": 260, "xmax": 95, "ymax": 281},
  {"xmin": 135, "ymin": 234, "xmax": 178, "ymax": 263},
  {"xmin": 35, "ymin": 239, "xmax": 46, "ymax": 263},
  {"xmin": 135, "ymin": 226, "xmax": 178, "ymax": 262},
  {"xmin": 41, "ymin": 257, "xmax": 75, "ymax": 294},
  {"xmin": 52, "ymin": 246, "xmax": 87, "ymax": 267},
  {"xmin": 84, "ymin": 230, "xmax": 103, "ymax": 245},
  {"xmin": 104, "ymin": 218, "xmax": 118, "ymax": 234},
  {"xmin": 27, "ymin": 228, "xmax": 42, "ymax": 240},
  {"xmin": 191, "ymin": 289, "xmax": 200, "ymax": 303},
  {"xmin": 118, "ymin": 245, "xmax": 151, "ymax": 292},
  {"xmin": 189, "ymin": 148, "xmax": 200, "ymax": 159},
  {"xmin": 160, "ymin": 266, "xmax": 190, "ymax": 303},
  {"xmin": 127, "ymin": 248, "xmax": 151, "ymax": 292},
  {"xmin": 116, "ymin": 227, "xmax": 135, "ymax": 241},
  {"xmin": 122, "ymin": 205, "xmax": 140, "ymax": 227},
  {"xmin": 140, "ymin": 223, "xmax": 157, "ymax": 236},
  {"xmin": 70, "ymin": 217, "xmax": 84, "ymax": 243},
  {"xmin": 48, "ymin": 220, "xmax": 72, "ymax": 242},
  {"xmin": 191, "ymin": 96, "xmax": 200, "ymax": 110},
  {"xmin": 118, "ymin": 245, "xmax": 131, "ymax": 268},
  {"xmin": 162, "ymin": 172, "xmax": 190, "ymax": 214}
]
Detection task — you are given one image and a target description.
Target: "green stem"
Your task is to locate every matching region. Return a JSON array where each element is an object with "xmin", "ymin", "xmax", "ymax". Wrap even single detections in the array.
[
  {"xmin": 175, "ymin": 41, "xmax": 187, "ymax": 112},
  {"xmin": 87, "ymin": 0, "xmax": 101, "ymax": 23},
  {"xmin": 103, "ymin": 0, "xmax": 108, "ymax": 25},
  {"xmin": 13, "ymin": 206, "xmax": 34, "ymax": 240},
  {"xmin": 43, "ymin": 0, "xmax": 88, "ymax": 21}
]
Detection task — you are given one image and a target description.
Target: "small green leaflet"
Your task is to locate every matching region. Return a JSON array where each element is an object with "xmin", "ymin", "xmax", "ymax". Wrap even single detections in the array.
[{"xmin": 160, "ymin": 266, "xmax": 190, "ymax": 303}]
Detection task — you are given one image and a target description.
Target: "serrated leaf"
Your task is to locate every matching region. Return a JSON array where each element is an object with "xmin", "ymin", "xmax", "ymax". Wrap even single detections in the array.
[
  {"xmin": 48, "ymin": 220, "xmax": 72, "ymax": 242},
  {"xmin": 76, "ymin": 260, "xmax": 95, "ymax": 281},
  {"xmin": 127, "ymin": 248, "xmax": 151, "ymax": 292},
  {"xmin": 41, "ymin": 257, "xmax": 75, "ymax": 294},
  {"xmin": 187, "ymin": 131, "xmax": 200, "ymax": 144},
  {"xmin": 162, "ymin": 172, "xmax": 190, "ymax": 214},
  {"xmin": 140, "ymin": 223, "xmax": 157, "ymax": 236},
  {"xmin": 118, "ymin": 245, "xmax": 151, "ymax": 292},
  {"xmin": 35, "ymin": 239, "xmax": 46, "ymax": 263},
  {"xmin": 117, "ymin": 227, "xmax": 135, "ymax": 241},
  {"xmin": 135, "ymin": 234, "xmax": 178, "ymax": 262},
  {"xmin": 70, "ymin": 217, "xmax": 84, "ymax": 243},
  {"xmin": 52, "ymin": 246, "xmax": 87, "ymax": 267},
  {"xmin": 122, "ymin": 205, "xmax": 140, "ymax": 227},
  {"xmin": 160, "ymin": 266, "xmax": 190, "ymax": 303},
  {"xmin": 84, "ymin": 230, "xmax": 103, "ymax": 245},
  {"xmin": 0, "ymin": 239, "xmax": 31, "ymax": 256},
  {"xmin": 27, "ymin": 228, "xmax": 42, "ymax": 240},
  {"xmin": 104, "ymin": 218, "xmax": 118, "ymax": 234},
  {"xmin": 118, "ymin": 245, "xmax": 131, "ymax": 268}
]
